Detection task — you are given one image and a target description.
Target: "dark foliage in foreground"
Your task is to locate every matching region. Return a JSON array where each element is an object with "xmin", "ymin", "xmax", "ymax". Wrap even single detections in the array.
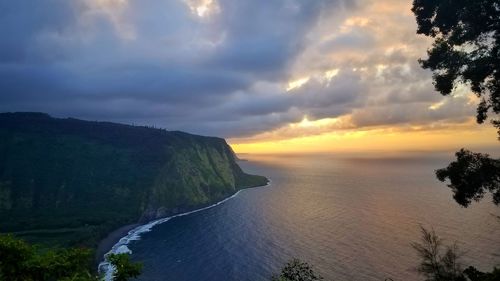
[
  {"xmin": 271, "ymin": 259, "xmax": 323, "ymax": 281},
  {"xmin": 0, "ymin": 234, "xmax": 94, "ymax": 281},
  {"xmin": 107, "ymin": 253, "xmax": 143, "ymax": 281},
  {"xmin": 412, "ymin": 0, "xmax": 500, "ymax": 135},
  {"xmin": 412, "ymin": 227, "xmax": 500, "ymax": 281},
  {"xmin": 412, "ymin": 0, "xmax": 500, "ymax": 208},
  {"xmin": 463, "ymin": 267, "xmax": 500, "ymax": 281},
  {"xmin": 436, "ymin": 149, "xmax": 500, "ymax": 207},
  {"xmin": 0, "ymin": 234, "xmax": 141, "ymax": 281},
  {"xmin": 411, "ymin": 227, "xmax": 464, "ymax": 281}
]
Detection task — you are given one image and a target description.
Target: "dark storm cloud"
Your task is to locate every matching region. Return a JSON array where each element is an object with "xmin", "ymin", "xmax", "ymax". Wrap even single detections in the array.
[
  {"xmin": 0, "ymin": 0, "xmax": 360, "ymax": 137},
  {"xmin": 0, "ymin": 0, "xmax": 479, "ymax": 139},
  {"xmin": 206, "ymin": 0, "xmax": 335, "ymax": 76},
  {"xmin": 0, "ymin": 1, "xmax": 80, "ymax": 63}
]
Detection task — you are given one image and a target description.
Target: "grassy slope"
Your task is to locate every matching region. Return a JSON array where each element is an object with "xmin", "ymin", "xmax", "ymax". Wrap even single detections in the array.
[{"xmin": 0, "ymin": 113, "xmax": 267, "ymax": 248}]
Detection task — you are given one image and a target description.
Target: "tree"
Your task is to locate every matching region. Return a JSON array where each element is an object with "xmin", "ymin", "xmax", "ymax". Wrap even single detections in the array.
[
  {"xmin": 411, "ymin": 227, "xmax": 465, "ymax": 281},
  {"xmin": 412, "ymin": 0, "xmax": 500, "ymax": 134},
  {"xmin": 436, "ymin": 149, "xmax": 500, "ymax": 207},
  {"xmin": 0, "ymin": 234, "xmax": 142, "ymax": 281},
  {"xmin": 271, "ymin": 259, "xmax": 323, "ymax": 281},
  {"xmin": 412, "ymin": 227, "xmax": 500, "ymax": 281},
  {"xmin": 0, "ymin": 234, "xmax": 97, "ymax": 281},
  {"xmin": 463, "ymin": 266, "xmax": 500, "ymax": 281},
  {"xmin": 107, "ymin": 253, "xmax": 143, "ymax": 281},
  {"xmin": 412, "ymin": 0, "xmax": 500, "ymax": 208},
  {"xmin": 0, "ymin": 234, "xmax": 36, "ymax": 281}
]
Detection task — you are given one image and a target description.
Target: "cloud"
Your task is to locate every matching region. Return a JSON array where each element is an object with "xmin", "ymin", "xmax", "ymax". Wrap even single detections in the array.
[{"xmin": 0, "ymin": 0, "xmax": 480, "ymax": 141}]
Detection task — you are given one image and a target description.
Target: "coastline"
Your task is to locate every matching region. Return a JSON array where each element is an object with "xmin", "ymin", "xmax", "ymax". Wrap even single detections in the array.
[
  {"xmin": 95, "ymin": 223, "xmax": 140, "ymax": 266},
  {"xmin": 97, "ymin": 179, "xmax": 270, "ymax": 279}
]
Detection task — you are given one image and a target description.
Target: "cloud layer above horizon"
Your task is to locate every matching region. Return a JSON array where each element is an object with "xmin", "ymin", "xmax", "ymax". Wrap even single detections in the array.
[{"xmin": 0, "ymin": 0, "xmax": 483, "ymax": 143}]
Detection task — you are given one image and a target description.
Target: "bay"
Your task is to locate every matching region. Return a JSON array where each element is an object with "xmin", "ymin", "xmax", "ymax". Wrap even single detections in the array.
[{"xmin": 129, "ymin": 153, "xmax": 500, "ymax": 281}]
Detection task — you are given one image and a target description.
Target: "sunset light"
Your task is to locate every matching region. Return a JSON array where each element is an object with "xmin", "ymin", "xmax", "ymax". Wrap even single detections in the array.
[{"xmin": 1, "ymin": 0, "xmax": 498, "ymax": 280}]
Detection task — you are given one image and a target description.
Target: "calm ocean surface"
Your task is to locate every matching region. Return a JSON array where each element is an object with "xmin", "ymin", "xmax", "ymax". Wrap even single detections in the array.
[{"xmin": 129, "ymin": 153, "xmax": 500, "ymax": 281}]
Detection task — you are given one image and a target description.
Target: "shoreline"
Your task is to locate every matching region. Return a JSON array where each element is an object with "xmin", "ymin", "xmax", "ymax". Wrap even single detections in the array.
[
  {"xmin": 97, "ymin": 180, "xmax": 270, "ymax": 279},
  {"xmin": 95, "ymin": 223, "xmax": 140, "ymax": 266}
]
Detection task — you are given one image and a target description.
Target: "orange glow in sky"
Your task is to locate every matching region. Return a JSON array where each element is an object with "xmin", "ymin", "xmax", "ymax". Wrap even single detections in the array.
[{"xmin": 230, "ymin": 123, "xmax": 498, "ymax": 154}]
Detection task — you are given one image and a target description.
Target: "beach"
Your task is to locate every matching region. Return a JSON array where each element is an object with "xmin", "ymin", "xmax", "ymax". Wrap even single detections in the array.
[{"xmin": 95, "ymin": 223, "xmax": 140, "ymax": 266}]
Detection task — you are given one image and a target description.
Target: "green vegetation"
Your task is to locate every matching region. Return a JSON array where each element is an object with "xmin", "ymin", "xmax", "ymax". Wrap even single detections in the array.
[
  {"xmin": 0, "ymin": 112, "xmax": 267, "ymax": 249},
  {"xmin": 0, "ymin": 234, "xmax": 142, "ymax": 281},
  {"xmin": 107, "ymin": 254, "xmax": 142, "ymax": 281}
]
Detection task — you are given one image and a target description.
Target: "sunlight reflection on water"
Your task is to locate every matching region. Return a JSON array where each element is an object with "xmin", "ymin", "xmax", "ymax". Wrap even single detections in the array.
[{"xmin": 130, "ymin": 153, "xmax": 500, "ymax": 281}]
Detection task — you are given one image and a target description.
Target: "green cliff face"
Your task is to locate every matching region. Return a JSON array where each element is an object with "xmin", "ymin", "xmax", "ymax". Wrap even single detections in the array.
[{"xmin": 0, "ymin": 113, "xmax": 267, "ymax": 247}]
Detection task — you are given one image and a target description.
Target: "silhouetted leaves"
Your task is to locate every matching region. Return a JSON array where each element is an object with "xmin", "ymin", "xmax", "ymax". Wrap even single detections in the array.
[
  {"xmin": 435, "ymin": 149, "xmax": 500, "ymax": 207},
  {"xmin": 271, "ymin": 259, "xmax": 323, "ymax": 281},
  {"xmin": 463, "ymin": 266, "xmax": 500, "ymax": 281},
  {"xmin": 412, "ymin": 0, "xmax": 500, "ymax": 135},
  {"xmin": 412, "ymin": 227, "xmax": 500, "ymax": 281},
  {"xmin": 411, "ymin": 227, "xmax": 465, "ymax": 281}
]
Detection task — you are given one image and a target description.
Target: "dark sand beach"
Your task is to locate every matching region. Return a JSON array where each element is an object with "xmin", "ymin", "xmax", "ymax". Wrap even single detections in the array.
[{"xmin": 95, "ymin": 224, "xmax": 140, "ymax": 265}]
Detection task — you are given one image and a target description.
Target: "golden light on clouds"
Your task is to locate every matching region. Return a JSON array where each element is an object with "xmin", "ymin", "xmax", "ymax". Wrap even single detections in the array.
[
  {"xmin": 293, "ymin": 116, "xmax": 342, "ymax": 129},
  {"xmin": 428, "ymin": 101, "xmax": 445, "ymax": 111},
  {"xmin": 340, "ymin": 16, "xmax": 371, "ymax": 33},
  {"xmin": 286, "ymin": 77, "xmax": 310, "ymax": 92},
  {"xmin": 344, "ymin": 17, "xmax": 370, "ymax": 27},
  {"xmin": 184, "ymin": 0, "xmax": 220, "ymax": 18},
  {"xmin": 5, "ymin": 0, "xmax": 495, "ymax": 155},
  {"xmin": 226, "ymin": 0, "xmax": 497, "ymax": 155},
  {"xmin": 324, "ymin": 69, "xmax": 340, "ymax": 82}
]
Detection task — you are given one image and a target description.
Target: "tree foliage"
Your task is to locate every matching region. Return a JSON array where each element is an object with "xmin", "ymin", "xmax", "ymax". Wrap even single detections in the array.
[
  {"xmin": 436, "ymin": 149, "xmax": 500, "ymax": 207},
  {"xmin": 411, "ymin": 227, "xmax": 464, "ymax": 281},
  {"xmin": 412, "ymin": 227, "xmax": 500, "ymax": 281},
  {"xmin": 463, "ymin": 266, "xmax": 500, "ymax": 281},
  {"xmin": 412, "ymin": 0, "xmax": 500, "ymax": 134},
  {"xmin": 107, "ymin": 253, "xmax": 143, "ymax": 281},
  {"xmin": 0, "ymin": 234, "xmax": 142, "ymax": 281},
  {"xmin": 0, "ymin": 234, "xmax": 96, "ymax": 281},
  {"xmin": 413, "ymin": 1, "xmax": 500, "ymax": 208},
  {"xmin": 271, "ymin": 259, "xmax": 323, "ymax": 281}
]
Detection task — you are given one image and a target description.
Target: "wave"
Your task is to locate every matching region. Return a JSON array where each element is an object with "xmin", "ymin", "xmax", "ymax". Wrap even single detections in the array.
[{"xmin": 98, "ymin": 181, "xmax": 271, "ymax": 281}]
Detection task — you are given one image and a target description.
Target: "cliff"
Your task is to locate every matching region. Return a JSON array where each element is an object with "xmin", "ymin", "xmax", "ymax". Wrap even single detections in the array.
[{"xmin": 0, "ymin": 112, "xmax": 267, "ymax": 247}]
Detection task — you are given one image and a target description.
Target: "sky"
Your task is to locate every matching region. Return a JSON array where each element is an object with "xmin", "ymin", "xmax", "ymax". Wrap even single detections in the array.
[{"xmin": 0, "ymin": 0, "xmax": 497, "ymax": 154}]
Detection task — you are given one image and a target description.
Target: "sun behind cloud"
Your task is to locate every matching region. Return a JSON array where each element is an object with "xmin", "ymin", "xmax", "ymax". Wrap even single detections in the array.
[
  {"xmin": 231, "ymin": 121, "xmax": 498, "ymax": 155},
  {"xmin": 0, "ymin": 0, "xmax": 494, "ymax": 154}
]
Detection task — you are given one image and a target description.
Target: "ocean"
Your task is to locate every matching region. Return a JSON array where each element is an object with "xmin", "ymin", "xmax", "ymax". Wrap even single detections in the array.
[{"xmin": 115, "ymin": 153, "xmax": 500, "ymax": 281}]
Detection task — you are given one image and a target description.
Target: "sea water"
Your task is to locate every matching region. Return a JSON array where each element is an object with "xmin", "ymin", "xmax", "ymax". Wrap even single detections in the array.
[{"xmin": 108, "ymin": 153, "xmax": 500, "ymax": 281}]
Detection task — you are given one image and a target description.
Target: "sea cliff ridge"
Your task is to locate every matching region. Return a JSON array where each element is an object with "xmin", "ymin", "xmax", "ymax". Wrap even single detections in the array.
[{"xmin": 0, "ymin": 112, "xmax": 268, "ymax": 255}]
